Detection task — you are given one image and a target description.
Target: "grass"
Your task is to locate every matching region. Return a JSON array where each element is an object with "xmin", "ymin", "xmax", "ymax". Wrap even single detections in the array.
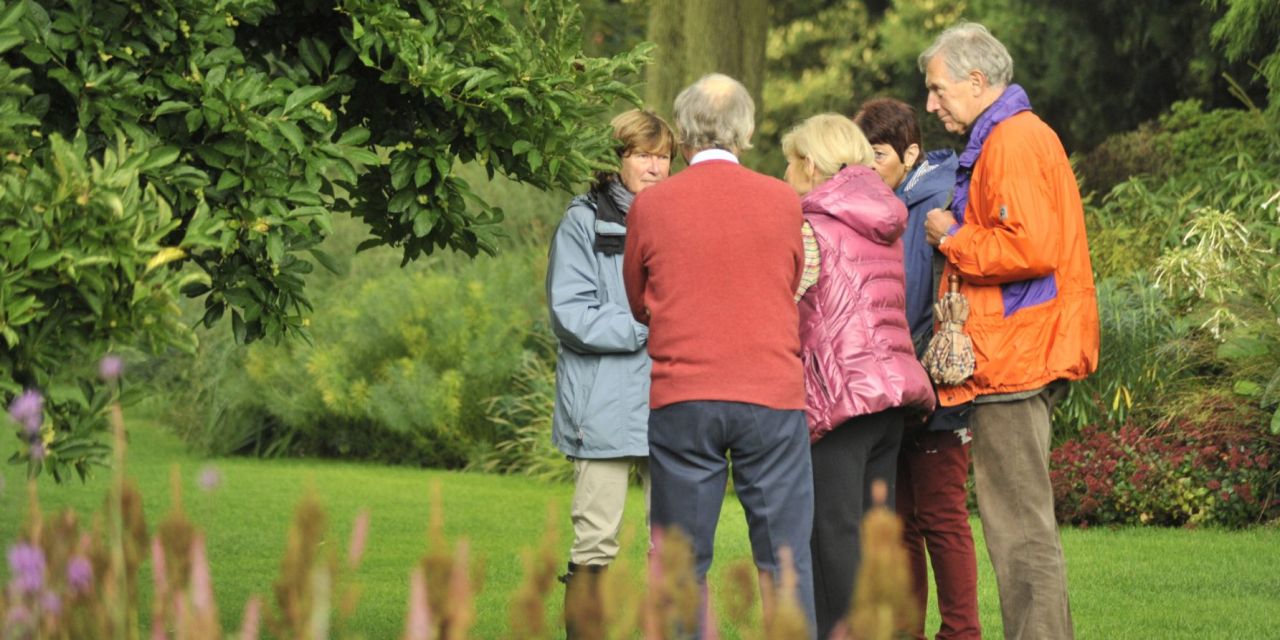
[{"xmin": 3, "ymin": 418, "xmax": 1280, "ymax": 638}]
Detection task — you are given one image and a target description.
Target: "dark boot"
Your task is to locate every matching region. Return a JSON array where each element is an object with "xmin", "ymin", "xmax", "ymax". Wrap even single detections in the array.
[{"xmin": 561, "ymin": 562, "xmax": 607, "ymax": 640}]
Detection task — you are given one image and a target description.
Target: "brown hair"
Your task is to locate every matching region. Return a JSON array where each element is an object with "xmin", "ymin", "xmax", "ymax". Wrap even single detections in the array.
[
  {"xmin": 852, "ymin": 98, "xmax": 923, "ymax": 165},
  {"xmin": 594, "ymin": 109, "xmax": 676, "ymax": 189}
]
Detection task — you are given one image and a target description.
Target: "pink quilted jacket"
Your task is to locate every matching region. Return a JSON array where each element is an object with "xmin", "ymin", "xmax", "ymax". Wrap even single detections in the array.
[{"xmin": 798, "ymin": 165, "xmax": 936, "ymax": 442}]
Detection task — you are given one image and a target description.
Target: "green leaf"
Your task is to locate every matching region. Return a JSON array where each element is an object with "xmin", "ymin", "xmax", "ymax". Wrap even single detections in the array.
[
  {"xmin": 0, "ymin": 1, "xmax": 27, "ymax": 31},
  {"xmin": 27, "ymin": 250, "xmax": 63, "ymax": 270},
  {"xmin": 0, "ymin": 34, "xmax": 23, "ymax": 55},
  {"xmin": 284, "ymin": 85, "xmax": 327, "ymax": 115},
  {"xmin": 216, "ymin": 171, "xmax": 241, "ymax": 191},
  {"xmin": 278, "ymin": 120, "xmax": 305, "ymax": 153},
  {"xmin": 266, "ymin": 233, "xmax": 284, "ymax": 263},
  {"xmin": 512, "ymin": 139, "xmax": 533, "ymax": 155},
  {"xmin": 153, "ymin": 101, "xmax": 193, "ymax": 117},
  {"xmin": 337, "ymin": 127, "xmax": 370, "ymax": 146},
  {"xmin": 140, "ymin": 146, "xmax": 181, "ymax": 172},
  {"xmin": 308, "ymin": 248, "xmax": 347, "ymax": 275},
  {"xmin": 1233, "ymin": 380, "xmax": 1263, "ymax": 397},
  {"xmin": 414, "ymin": 161, "xmax": 432, "ymax": 187},
  {"xmin": 231, "ymin": 309, "xmax": 246, "ymax": 344},
  {"xmin": 1272, "ymin": 406, "xmax": 1280, "ymax": 435}
]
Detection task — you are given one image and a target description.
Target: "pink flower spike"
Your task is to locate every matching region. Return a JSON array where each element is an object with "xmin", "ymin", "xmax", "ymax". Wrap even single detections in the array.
[
  {"xmin": 151, "ymin": 537, "xmax": 169, "ymax": 640},
  {"xmin": 240, "ymin": 596, "xmax": 262, "ymax": 640},
  {"xmin": 190, "ymin": 535, "xmax": 214, "ymax": 612},
  {"xmin": 8, "ymin": 389, "xmax": 43, "ymax": 435},
  {"xmin": 347, "ymin": 509, "xmax": 370, "ymax": 569},
  {"xmin": 404, "ymin": 567, "xmax": 432, "ymax": 640},
  {"xmin": 99, "ymin": 355, "xmax": 124, "ymax": 381}
]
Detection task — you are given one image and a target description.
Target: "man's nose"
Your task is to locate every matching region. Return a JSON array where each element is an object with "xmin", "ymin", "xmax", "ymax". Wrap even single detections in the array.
[{"xmin": 926, "ymin": 93, "xmax": 939, "ymax": 112}]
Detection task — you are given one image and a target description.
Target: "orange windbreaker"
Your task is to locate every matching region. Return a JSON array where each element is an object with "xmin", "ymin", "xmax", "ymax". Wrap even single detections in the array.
[{"xmin": 935, "ymin": 111, "xmax": 1099, "ymax": 407}]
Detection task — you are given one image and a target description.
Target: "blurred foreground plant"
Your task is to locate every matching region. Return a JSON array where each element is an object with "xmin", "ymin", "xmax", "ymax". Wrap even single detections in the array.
[{"xmin": 3, "ymin": 365, "xmax": 916, "ymax": 637}]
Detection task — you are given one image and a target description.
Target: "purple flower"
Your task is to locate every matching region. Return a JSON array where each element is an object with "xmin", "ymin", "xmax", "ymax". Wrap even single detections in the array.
[
  {"xmin": 67, "ymin": 556, "xmax": 93, "ymax": 594},
  {"xmin": 7, "ymin": 543, "xmax": 46, "ymax": 594},
  {"xmin": 40, "ymin": 590, "xmax": 61, "ymax": 616},
  {"xmin": 99, "ymin": 355, "xmax": 124, "ymax": 382},
  {"xmin": 198, "ymin": 466, "xmax": 222, "ymax": 492},
  {"xmin": 29, "ymin": 442, "xmax": 45, "ymax": 461},
  {"xmin": 8, "ymin": 390, "xmax": 43, "ymax": 436},
  {"xmin": 5, "ymin": 604, "xmax": 31, "ymax": 628}
]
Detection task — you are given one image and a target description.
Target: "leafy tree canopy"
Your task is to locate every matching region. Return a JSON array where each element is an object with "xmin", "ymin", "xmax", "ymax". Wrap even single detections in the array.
[{"xmin": 0, "ymin": 0, "xmax": 647, "ymax": 480}]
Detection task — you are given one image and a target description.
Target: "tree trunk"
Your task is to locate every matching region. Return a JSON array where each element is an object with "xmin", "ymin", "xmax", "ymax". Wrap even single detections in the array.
[{"xmin": 644, "ymin": 0, "xmax": 769, "ymax": 124}]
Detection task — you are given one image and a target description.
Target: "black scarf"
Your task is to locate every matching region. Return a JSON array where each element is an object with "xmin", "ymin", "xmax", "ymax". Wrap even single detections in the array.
[{"xmin": 591, "ymin": 179, "xmax": 633, "ymax": 256}]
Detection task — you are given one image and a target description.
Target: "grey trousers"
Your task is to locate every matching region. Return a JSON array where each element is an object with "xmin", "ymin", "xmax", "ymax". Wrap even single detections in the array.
[
  {"xmin": 971, "ymin": 384, "xmax": 1074, "ymax": 640},
  {"xmin": 648, "ymin": 401, "xmax": 817, "ymax": 638}
]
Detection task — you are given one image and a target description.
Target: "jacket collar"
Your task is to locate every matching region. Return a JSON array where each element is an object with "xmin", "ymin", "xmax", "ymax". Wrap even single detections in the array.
[{"xmin": 958, "ymin": 84, "xmax": 1032, "ymax": 170}]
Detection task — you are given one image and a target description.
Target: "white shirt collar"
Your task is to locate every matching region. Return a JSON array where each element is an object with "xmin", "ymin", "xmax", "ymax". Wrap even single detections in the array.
[{"xmin": 689, "ymin": 149, "xmax": 740, "ymax": 165}]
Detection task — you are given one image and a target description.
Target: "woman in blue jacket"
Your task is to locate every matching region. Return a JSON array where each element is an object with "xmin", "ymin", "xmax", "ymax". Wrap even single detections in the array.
[
  {"xmin": 855, "ymin": 98, "xmax": 980, "ymax": 640},
  {"xmin": 546, "ymin": 109, "xmax": 674, "ymax": 636}
]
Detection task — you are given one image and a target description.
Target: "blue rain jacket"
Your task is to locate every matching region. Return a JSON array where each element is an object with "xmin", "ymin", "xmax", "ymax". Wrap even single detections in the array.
[{"xmin": 546, "ymin": 194, "xmax": 651, "ymax": 459}]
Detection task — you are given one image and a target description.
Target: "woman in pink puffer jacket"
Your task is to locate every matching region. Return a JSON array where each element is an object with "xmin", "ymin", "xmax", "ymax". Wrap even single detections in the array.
[{"xmin": 782, "ymin": 113, "xmax": 935, "ymax": 639}]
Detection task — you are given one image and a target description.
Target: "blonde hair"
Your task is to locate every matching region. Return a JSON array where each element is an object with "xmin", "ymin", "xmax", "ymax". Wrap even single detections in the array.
[{"xmin": 781, "ymin": 114, "xmax": 874, "ymax": 180}]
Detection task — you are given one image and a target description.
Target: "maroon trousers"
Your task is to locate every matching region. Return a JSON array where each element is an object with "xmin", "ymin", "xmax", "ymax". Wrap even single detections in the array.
[{"xmin": 896, "ymin": 427, "xmax": 982, "ymax": 640}]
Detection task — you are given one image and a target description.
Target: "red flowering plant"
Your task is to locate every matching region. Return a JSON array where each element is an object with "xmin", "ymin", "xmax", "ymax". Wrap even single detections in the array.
[{"xmin": 1051, "ymin": 397, "xmax": 1280, "ymax": 528}]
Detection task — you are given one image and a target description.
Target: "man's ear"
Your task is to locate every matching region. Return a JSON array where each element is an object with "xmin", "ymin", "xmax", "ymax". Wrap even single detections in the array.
[
  {"xmin": 903, "ymin": 143, "xmax": 921, "ymax": 169},
  {"xmin": 968, "ymin": 69, "xmax": 987, "ymax": 95}
]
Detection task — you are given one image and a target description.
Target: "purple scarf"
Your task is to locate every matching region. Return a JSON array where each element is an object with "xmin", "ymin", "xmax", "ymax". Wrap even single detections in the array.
[
  {"xmin": 950, "ymin": 84, "xmax": 1057, "ymax": 317},
  {"xmin": 950, "ymin": 84, "xmax": 1031, "ymax": 225}
]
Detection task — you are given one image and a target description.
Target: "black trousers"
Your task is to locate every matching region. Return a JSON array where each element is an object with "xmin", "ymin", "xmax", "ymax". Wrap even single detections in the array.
[{"xmin": 809, "ymin": 408, "xmax": 904, "ymax": 640}]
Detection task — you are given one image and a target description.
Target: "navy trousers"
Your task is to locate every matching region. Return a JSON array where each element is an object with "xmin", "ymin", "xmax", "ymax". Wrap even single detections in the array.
[{"xmin": 648, "ymin": 400, "xmax": 817, "ymax": 637}]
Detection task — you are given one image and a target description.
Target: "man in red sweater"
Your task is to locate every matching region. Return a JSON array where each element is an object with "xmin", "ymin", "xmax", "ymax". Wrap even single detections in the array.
[{"xmin": 623, "ymin": 73, "xmax": 816, "ymax": 637}]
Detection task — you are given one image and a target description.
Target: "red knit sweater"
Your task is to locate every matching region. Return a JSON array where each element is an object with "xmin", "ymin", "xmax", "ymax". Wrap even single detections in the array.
[{"xmin": 623, "ymin": 159, "xmax": 806, "ymax": 411}]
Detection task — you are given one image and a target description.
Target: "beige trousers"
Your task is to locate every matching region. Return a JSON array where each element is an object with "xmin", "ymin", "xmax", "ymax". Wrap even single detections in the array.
[
  {"xmin": 570, "ymin": 457, "xmax": 650, "ymax": 566},
  {"xmin": 971, "ymin": 385, "xmax": 1074, "ymax": 640}
]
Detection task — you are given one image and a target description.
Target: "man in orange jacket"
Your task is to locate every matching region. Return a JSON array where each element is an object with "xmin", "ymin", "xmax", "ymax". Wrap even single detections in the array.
[{"xmin": 919, "ymin": 22, "xmax": 1099, "ymax": 640}]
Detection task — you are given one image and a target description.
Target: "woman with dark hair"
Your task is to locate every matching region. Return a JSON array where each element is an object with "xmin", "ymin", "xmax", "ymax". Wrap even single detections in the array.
[
  {"xmin": 546, "ymin": 109, "xmax": 674, "ymax": 637},
  {"xmin": 854, "ymin": 97, "xmax": 979, "ymax": 640}
]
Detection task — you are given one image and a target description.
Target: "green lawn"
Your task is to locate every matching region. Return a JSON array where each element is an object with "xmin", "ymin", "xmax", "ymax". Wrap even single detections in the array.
[{"xmin": 3, "ymin": 418, "xmax": 1278, "ymax": 638}]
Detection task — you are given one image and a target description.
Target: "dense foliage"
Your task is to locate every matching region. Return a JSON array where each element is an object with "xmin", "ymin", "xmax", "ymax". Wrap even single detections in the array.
[
  {"xmin": 150, "ymin": 167, "xmax": 564, "ymax": 466},
  {"xmin": 1050, "ymin": 95, "xmax": 1280, "ymax": 526},
  {"xmin": 1, "ymin": 0, "xmax": 646, "ymax": 478}
]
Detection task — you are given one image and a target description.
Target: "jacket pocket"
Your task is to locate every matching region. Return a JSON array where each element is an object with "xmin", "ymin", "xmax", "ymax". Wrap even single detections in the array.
[{"xmin": 804, "ymin": 350, "xmax": 833, "ymax": 407}]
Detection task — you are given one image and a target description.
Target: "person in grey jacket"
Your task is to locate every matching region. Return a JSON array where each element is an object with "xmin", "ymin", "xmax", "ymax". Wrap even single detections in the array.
[{"xmin": 547, "ymin": 109, "xmax": 674, "ymax": 636}]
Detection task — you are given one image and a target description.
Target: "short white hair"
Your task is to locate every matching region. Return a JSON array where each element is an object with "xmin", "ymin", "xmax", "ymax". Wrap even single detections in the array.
[
  {"xmin": 673, "ymin": 73, "xmax": 755, "ymax": 152},
  {"xmin": 918, "ymin": 22, "xmax": 1013, "ymax": 87}
]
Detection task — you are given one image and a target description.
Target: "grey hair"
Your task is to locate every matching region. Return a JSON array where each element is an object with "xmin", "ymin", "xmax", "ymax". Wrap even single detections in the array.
[
  {"xmin": 917, "ymin": 22, "xmax": 1013, "ymax": 88},
  {"xmin": 672, "ymin": 73, "xmax": 755, "ymax": 152}
]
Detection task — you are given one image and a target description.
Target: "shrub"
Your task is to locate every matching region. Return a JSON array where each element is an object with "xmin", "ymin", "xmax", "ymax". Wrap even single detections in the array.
[
  {"xmin": 175, "ymin": 248, "xmax": 547, "ymax": 466},
  {"xmin": 471, "ymin": 348, "xmax": 573, "ymax": 483},
  {"xmin": 1053, "ymin": 274, "xmax": 1196, "ymax": 439},
  {"xmin": 1051, "ymin": 396, "xmax": 1280, "ymax": 528}
]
